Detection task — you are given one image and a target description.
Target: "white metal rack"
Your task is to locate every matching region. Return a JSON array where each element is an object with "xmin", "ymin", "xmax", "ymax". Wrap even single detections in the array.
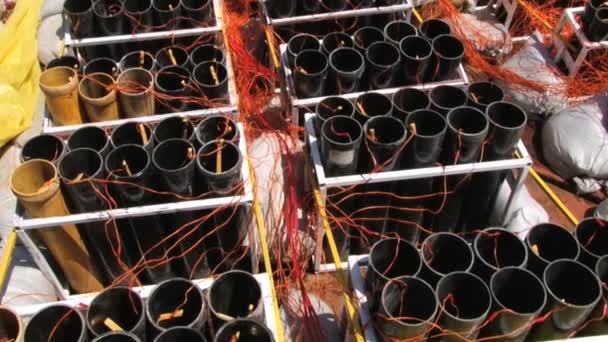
[
  {"xmin": 553, "ymin": 7, "xmax": 608, "ymax": 77},
  {"xmin": 305, "ymin": 113, "xmax": 532, "ymax": 272}
]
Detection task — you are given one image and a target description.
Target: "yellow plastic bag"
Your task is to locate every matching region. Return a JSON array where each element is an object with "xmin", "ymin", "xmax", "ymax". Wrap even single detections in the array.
[{"xmin": 0, "ymin": 0, "xmax": 43, "ymax": 148}]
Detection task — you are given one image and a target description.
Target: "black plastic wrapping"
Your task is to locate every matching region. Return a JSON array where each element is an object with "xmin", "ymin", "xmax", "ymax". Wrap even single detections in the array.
[
  {"xmin": 353, "ymin": 92, "xmax": 393, "ymax": 125},
  {"xmin": 429, "ymin": 34, "xmax": 464, "ymax": 81},
  {"xmin": 315, "ymin": 96, "xmax": 354, "ymax": 133},
  {"xmin": 384, "ymin": 20, "xmax": 417, "ymax": 46},
  {"xmin": 20, "ymin": 134, "xmax": 65, "ymax": 163},
  {"xmin": 472, "ymin": 228, "xmax": 528, "ymax": 282},
  {"xmin": 428, "ymin": 85, "xmax": 467, "ymax": 116},
  {"xmin": 391, "ymin": 88, "xmax": 431, "ymax": 122},
  {"xmin": 588, "ymin": 6, "xmax": 608, "ymax": 42},
  {"xmin": 87, "ymin": 287, "xmax": 146, "ymax": 339},
  {"xmin": 84, "ymin": 57, "xmax": 119, "ymax": 77},
  {"xmin": 94, "ymin": 0, "xmax": 127, "ymax": 36},
  {"xmin": 193, "ymin": 61, "xmax": 229, "ymax": 103},
  {"xmin": 190, "ymin": 44, "xmax": 225, "ymax": 68},
  {"xmin": 208, "ymin": 271, "xmax": 264, "ymax": 328},
  {"xmin": 154, "ymin": 327, "xmax": 206, "ymax": 342},
  {"xmin": 286, "ymin": 33, "xmax": 320, "ymax": 67},
  {"xmin": 525, "ymin": 223, "xmax": 581, "ymax": 278},
  {"xmin": 24, "ymin": 305, "xmax": 87, "ymax": 342},
  {"xmin": 364, "ymin": 41, "xmax": 400, "ymax": 89},
  {"xmin": 67, "ymin": 126, "xmax": 112, "ymax": 158},
  {"xmin": 320, "ymin": 115, "xmax": 363, "ymax": 177},
  {"xmin": 431, "ymin": 272, "xmax": 491, "ymax": 342},
  {"xmin": 155, "ymin": 65, "xmax": 193, "ymax": 112},
  {"xmin": 399, "ymin": 35, "xmax": 432, "ymax": 85},
  {"xmin": 321, "ymin": 32, "xmax": 354, "ymax": 56},
  {"xmin": 154, "ymin": 116, "xmax": 196, "ymax": 144},
  {"xmin": 479, "ymin": 267, "xmax": 547, "ymax": 342},
  {"xmin": 293, "ymin": 50, "xmax": 328, "ymax": 98},
  {"xmin": 378, "ymin": 276, "xmax": 438, "ymax": 341},
  {"xmin": 528, "ymin": 259, "xmax": 601, "ymax": 340},
  {"xmin": 156, "ymin": 46, "xmax": 189, "ymax": 69},
  {"xmin": 152, "ymin": 0, "xmax": 182, "ymax": 29},
  {"xmin": 119, "ymin": 50, "xmax": 156, "ymax": 72},
  {"xmin": 124, "ymin": 0, "xmax": 154, "ymax": 33},
  {"xmin": 466, "ymin": 81, "xmax": 504, "ymax": 111},
  {"xmin": 419, "ymin": 232, "xmax": 474, "ymax": 287},
  {"xmin": 181, "ymin": 0, "xmax": 213, "ymax": 27},
  {"xmin": 575, "ymin": 217, "xmax": 608, "ymax": 270},
  {"xmin": 64, "ymin": 0, "xmax": 95, "ymax": 38},
  {"xmin": 111, "ymin": 121, "xmax": 155, "ymax": 154},
  {"xmin": 328, "ymin": 47, "xmax": 365, "ymax": 94},
  {"xmin": 195, "ymin": 115, "xmax": 240, "ymax": 147},
  {"xmin": 92, "ymin": 332, "xmax": 142, "ymax": 342},
  {"xmin": 420, "ymin": 19, "xmax": 451, "ymax": 41}
]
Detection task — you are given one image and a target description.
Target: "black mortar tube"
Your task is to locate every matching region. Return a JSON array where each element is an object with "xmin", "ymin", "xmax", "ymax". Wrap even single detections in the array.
[
  {"xmin": 525, "ymin": 223, "xmax": 581, "ymax": 278},
  {"xmin": 208, "ymin": 270, "xmax": 264, "ymax": 328},
  {"xmin": 315, "ymin": 96, "xmax": 354, "ymax": 133},
  {"xmin": 478, "ymin": 267, "xmax": 546, "ymax": 342},
  {"xmin": 429, "ymin": 85, "xmax": 467, "ymax": 116},
  {"xmin": 181, "ymin": 0, "xmax": 213, "ymax": 27},
  {"xmin": 195, "ymin": 115, "xmax": 240, "ymax": 146},
  {"xmin": 84, "ymin": 57, "xmax": 119, "ymax": 77},
  {"xmin": 366, "ymin": 238, "xmax": 421, "ymax": 314},
  {"xmin": 419, "ymin": 232, "xmax": 474, "ymax": 287},
  {"xmin": 299, "ymin": 0, "xmax": 320, "ymax": 14},
  {"xmin": 328, "ymin": 48, "xmax": 365, "ymax": 94},
  {"xmin": 388, "ymin": 109, "xmax": 446, "ymax": 243},
  {"xmin": 321, "ymin": 32, "xmax": 354, "ymax": 56},
  {"xmin": 190, "ymin": 44, "xmax": 225, "ymax": 68},
  {"xmin": 87, "ymin": 287, "xmax": 145, "ymax": 339},
  {"xmin": 472, "ymin": 228, "xmax": 528, "ymax": 282},
  {"xmin": 584, "ymin": 0, "xmax": 605, "ymax": 34},
  {"xmin": 119, "ymin": 50, "xmax": 156, "ymax": 72},
  {"xmin": 105, "ymin": 144, "xmax": 176, "ymax": 283},
  {"xmin": 155, "ymin": 65, "xmax": 193, "ymax": 113},
  {"xmin": 156, "ymin": 46, "xmax": 189, "ymax": 69},
  {"xmin": 111, "ymin": 121, "xmax": 155, "ymax": 154},
  {"xmin": 286, "ymin": 33, "xmax": 320, "ymax": 67},
  {"xmin": 196, "ymin": 140, "xmax": 242, "ymax": 194},
  {"xmin": 152, "ymin": 0, "xmax": 182, "ymax": 29},
  {"xmin": 353, "ymin": 26, "xmax": 385, "ymax": 55},
  {"xmin": 378, "ymin": 276, "xmax": 438, "ymax": 341},
  {"xmin": 385, "ymin": 20, "xmax": 417, "ymax": 46},
  {"xmin": 578, "ymin": 254, "xmax": 608, "ymax": 336},
  {"xmin": 399, "ymin": 35, "xmax": 432, "ymax": 85},
  {"xmin": 146, "ymin": 278, "xmax": 206, "ymax": 336},
  {"xmin": 431, "ymin": 272, "xmax": 491, "ymax": 342},
  {"xmin": 124, "ymin": 0, "xmax": 154, "ymax": 33},
  {"xmin": 528, "ymin": 259, "xmax": 602, "ymax": 340},
  {"xmin": 154, "ymin": 116, "xmax": 196, "ymax": 144},
  {"xmin": 0, "ymin": 307, "xmax": 21, "ymax": 342},
  {"xmin": 154, "ymin": 327, "xmax": 207, "ymax": 342},
  {"xmin": 293, "ymin": 50, "xmax": 328, "ymax": 98},
  {"xmin": 24, "ymin": 305, "xmax": 87, "ymax": 342},
  {"xmin": 429, "ymin": 34, "xmax": 464, "ymax": 81},
  {"xmin": 320, "ymin": 115, "xmax": 363, "ymax": 177},
  {"xmin": 214, "ymin": 319, "xmax": 274, "ymax": 342},
  {"xmin": 67, "ymin": 126, "xmax": 112, "ymax": 158},
  {"xmin": 94, "ymin": 0, "xmax": 127, "ymax": 36},
  {"xmin": 47, "ymin": 56, "xmax": 81, "ymax": 71},
  {"xmin": 466, "ymin": 81, "xmax": 504, "ymax": 111},
  {"xmin": 420, "ymin": 19, "xmax": 451, "ymax": 41},
  {"xmin": 353, "ymin": 92, "xmax": 393, "ymax": 125},
  {"xmin": 20, "ymin": 134, "xmax": 65, "ymax": 163},
  {"xmin": 588, "ymin": 7, "xmax": 608, "ymax": 42},
  {"xmin": 575, "ymin": 217, "xmax": 608, "ymax": 270},
  {"xmin": 428, "ymin": 106, "xmax": 488, "ymax": 233},
  {"xmin": 359, "ymin": 115, "xmax": 405, "ymax": 172},
  {"xmin": 267, "ymin": 0, "xmax": 296, "ymax": 18},
  {"xmin": 365, "ymin": 41, "xmax": 401, "ymax": 89},
  {"xmin": 92, "ymin": 332, "xmax": 142, "ymax": 342},
  {"xmin": 391, "ymin": 88, "xmax": 431, "ymax": 122},
  {"xmin": 193, "ymin": 61, "xmax": 229, "ymax": 102},
  {"xmin": 64, "ymin": 0, "xmax": 95, "ymax": 38}
]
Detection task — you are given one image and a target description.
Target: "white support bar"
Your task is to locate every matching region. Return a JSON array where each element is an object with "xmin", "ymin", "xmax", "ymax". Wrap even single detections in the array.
[{"xmin": 269, "ymin": 3, "xmax": 413, "ymax": 26}]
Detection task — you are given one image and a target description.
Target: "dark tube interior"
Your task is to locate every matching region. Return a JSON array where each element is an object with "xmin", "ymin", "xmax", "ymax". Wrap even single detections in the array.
[
  {"xmin": 0, "ymin": 308, "xmax": 20, "ymax": 340},
  {"xmin": 84, "ymin": 58, "xmax": 117, "ymax": 75},
  {"xmin": 385, "ymin": 21, "xmax": 417, "ymax": 44},
  {"xmin": 24, "ymin": 306, "xmax": 84, "ymax": 342},
  {"xmin": 467, "ymin": 82, "xmax": 504, "ymax": 107},
  {"xmin": 420, "ymin": 19, "xmax": 451, "ymax": 40},
  {"xmin": 198, "ymin": 141, "xmax": 240, "ymax": 174},
  {"xmin": 367, "ymin": 42, "xmax": 399, "ymax": 67},
  {"xmin": 598, "ymin": 7, "xmax": 608, "ymax": 20},
  {"xmin": 154, "ymin": 0, "xmax": 180, "ymax": 11},
  {"xmin": 475, "ymin": 229, "xmax": 527, "ymax": 269},
  {"xmin": 156, "ymin": 66, "xmax": 190, "ymax": 92},
  {"xmin": 322, "ymin": 116, "xmax": 362, "ymax": 144},
  {"xmin": 422, "ymin": 234, "xmax": 473, "ymax": 275},
  {"xmin": 93, "ymin": 332, "xmax": 140, "ymax": 341},
  {"xmin": 155, "ymin": 117, "xmax": 194, "ymax": 142},
  {"xmin": 148, "ymin": 279, "xmax": 203, "ymax": 329},
  {"xmin": 94, "ymin": 0, "xmax": 123, "ymax": 17},
  {"xmin": 197, "ymin": 116, "xmax": 238, "ymax": 143},
  {"xmin": 400, "ymin": 36, "xmax": 432, "ymax": 59},
  {"xmin": 194, "ymin": 62, "xmax": 227, "ymax": 86},
  {"xmin": 288, "ymin": 34, "xmax": 320, "ymax": 56},
  {"xmin": 120, "ymin": 51, "xmax": 155, "ymax": 71},
  {"xmin": 430, "ymin": 86, "xmax": 467, "ymax": 111},
  {"xmin": 437, "ymin": 273, "xmax": 490, "ymax": 319},
  {"xmin": 295, "ymin": 50, "xmax": 327, "ymax": 74},
  {"xmin": 527, "ymin": 223, "xmax": 580, "ymax": 263},
  {"xmin": 354, "ymin": 27, "xmax": 385, "ymax": 50},
  {"xmin": 393, "ymin": 88, "xmax": 430, "ymax": 114},
  {"xmin": 64, "ymin": 0, "xmax": 92, "ymax": 13},
  {"xmin": 405, "ymin": 110, "xmax": 446, "ymax": 137},
  {"xmin": 191, "ymin": 44, "xmax": 224, "ymax": 65},
  {"xmin": 576, "ymin": 218, "xmax": 608, "ymax": 257},
  {"xmin": 112, "ymin": 123, "xmax": 153, "ymax": 147},
  {"xmin": 447, "ymin": 107, "xmax": 488, "ymax": 134},
  {"xmin": 88, "ymin": 288, "xmax": 143, "ymax": 335},
  {"xmin": 545, "ymin": 260, "xmax": 600, "ymax": 306},
  {"xmin": 215, "ymin": 320, "xmax": 273, "ymax": 342},
  {"xmin": 322, "ymin": 32, "xmax": 354, "ymax": 54},
  {"xmin": 330, "ymin": 48, "xmax": 364, "ymax": 73},
  {"xmin": 487, "ymin": 102, "xmax": 527, "ymax": 130},
  {"xmin": 155, "ymin": 328, "xmax": 205, "ymax": 342},
  {"xmin": 156, "ymin": 47, "xmax": 189, "ymax": 67},
  {"xmin": 80, "ymin": 73, "xmax": 114, "ymax": 99},
  {"xmin": 433, "ymin": 35, "xmax": 464, "ymax": 59},
  {"xmin": 317, "ymin": 97, "xmax": 354, "ymax": 121},
  {"xmin": 365, "ymin": 116, "xmax": 405, "ymax": 144},
  {"xmin": 491, "ymin": 268, "xmax": 545, "ymax": 314},
  {"xmin": 357, "ymin": 93, "xmax": 392, "ymax": 117},
  {"xmin": 382, "ymin": 277, "xmax": 437, "ymax": 324},
  {"xmin": 209, "ymin": 272, "xmax": 261, "ymax": 318},
  {"xmin": 370, "ymin": 238, "xmax": 421, "ymax": 279},
  {"xmin": 47, "ymin": 56, "xmax": 80, "ymax": 70},
  {"xmin": 124, "ymin": 0, "xmax": 151, "ymax": 13},
  {"xmin": 58, "ymin": 148, "xmax": 102, "ymax": 180},
  {"xmin": 22, "ymin": 135, "xmax": 64, "ymax": 162},
  {"xmin": 68, "ymin": 127, "xmax": 108, "ymax": 152},
  {"xmin": 153, "ymin": 139, "xmax": 193, "ymax": 171},
  {"xmin": 182, "ymin": 0, "xmax": 209, "ymax": 10},
  {"xmin": 106, "ymin": 145, "xmax": 149, "ymax": 177}
]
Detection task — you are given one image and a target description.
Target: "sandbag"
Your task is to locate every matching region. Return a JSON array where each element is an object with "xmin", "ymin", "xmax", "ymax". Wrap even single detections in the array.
[
  {"xmin": 491, "ymin": 181, "xmax": 549, "ymax": 239},
  {"xmin": 449, "ymin": 13, "xmax": 512, "ymax": 60}
]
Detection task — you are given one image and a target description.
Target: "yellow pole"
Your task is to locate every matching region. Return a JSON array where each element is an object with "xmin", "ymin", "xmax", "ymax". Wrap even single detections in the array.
[{"xmin": 0, "ymin": 229, "xmax": 17, "ymax": 290}]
